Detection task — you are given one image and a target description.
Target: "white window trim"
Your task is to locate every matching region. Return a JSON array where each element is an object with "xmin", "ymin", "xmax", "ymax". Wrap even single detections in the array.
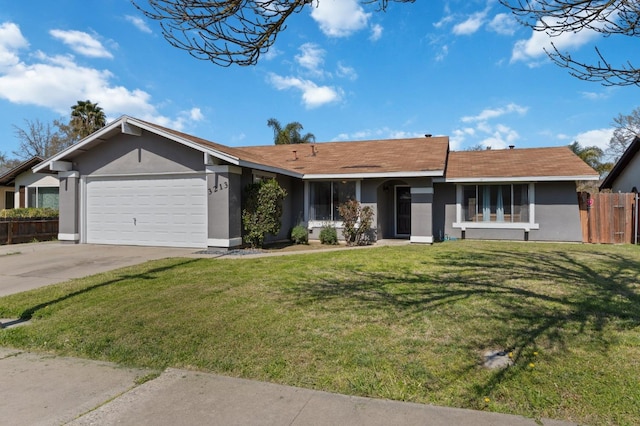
[
  {"xmin": 304, "ymin": 180, "xmax": 361, "ymax": 226},
  {"xmin": 452, "ymin": 183, "xmax": 539, "ymax": 231}
]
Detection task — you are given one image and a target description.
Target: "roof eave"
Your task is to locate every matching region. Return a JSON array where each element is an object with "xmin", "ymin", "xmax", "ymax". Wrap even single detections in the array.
[
  {"xmin": 302, "ymin": 170, "xmax": 445, "ymax": 180},
  {"xmin": 33, "ymin": 116, "xmax": 242, "ymax": 173},
  {"xmin": 600, "ymin": 136, "xmax": 640, "ymax": 189},
  {"xmin": 445, "ymin": 175, "xmax": 599, "ymax": 183}
]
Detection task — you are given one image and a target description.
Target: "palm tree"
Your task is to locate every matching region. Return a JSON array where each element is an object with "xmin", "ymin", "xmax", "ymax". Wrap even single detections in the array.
[
  {"xmin": 267, "ymin": 118, "xmax": 315, "ymax": 145},
  {"xmin": 70, "ymin": 100, "xmax": 106, "ymax": 140},
  {"xmin": 569, "ymin": 141, "xmax": 613, "ymax": 176}
]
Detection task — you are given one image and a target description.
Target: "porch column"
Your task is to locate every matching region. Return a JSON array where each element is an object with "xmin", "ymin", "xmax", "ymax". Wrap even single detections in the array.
[
  {"xmin": 206, "ymin": 165, "xmax": 243, "ymax": 248},
  {"xmin": 410, "ymin": 186, "xmax": 434, "ymax": 244},
  {"xmin": 58, "ymin": 171, "xmax": 80, "ymax": 243}
]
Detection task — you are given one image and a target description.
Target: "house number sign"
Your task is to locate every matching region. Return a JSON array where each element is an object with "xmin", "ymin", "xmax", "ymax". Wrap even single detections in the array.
[{"xmin": 208, "ymin": 181, "xmax": 228, "ymax": 195}]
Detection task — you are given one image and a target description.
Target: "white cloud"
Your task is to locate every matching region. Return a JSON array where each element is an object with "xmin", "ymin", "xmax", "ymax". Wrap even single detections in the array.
[
  {"xmin": 370, "ymin": 24, "xmax": 383, "ymax": 41},
  {"xmin": 50, "ymin": 29, "xmax": 113, "ymax": 59},
  {"xmin": 295, "ymin": 43, "xmax": 325, "ymax": 75},
  {"xmin": 0, "ymin": 22, "xmax": 29, "ymax": 71},
  {"xmin": 267, "ymin": 73, "xmax": 342, "ymax": 108},
  {"xmin": 580, "ymin": 90, "xmax": 610, "ymax": 100},
  {"xmin": 0, "ymin": 22, "xmax": 201, "ymax": 132},
  {"xmin": 573, "ymin": 128, "xmax": 614, "ymax": 150},
  {"xmin": 336, "ymin": 62, "xmax": 357, "ymax": 81},
  {"xmin": 461, "ymin": 103, "xmax": 528, "ymax": 123},
  {"xmin": 125, "ymin": 15, "xmax": 152, "ymax": 34},
  {"xmin": 454, "ymin": 103, "xmax": 528, "ymax": 150},
  {"xmin": 488, "ymin": 13, "xmax": 518, "ymax": 36},
  {"xmin": 310, "ymin": 0, "xmax": 371, "ymax": 37},
  {"xmin": 453, "ymin": 11, "xmax": 487, "ymax": 35},
  {"xmin": 511, "ymin": 17, "xmax": 601, "ymax": 64},
  {"xmin": 332, "ymin": 128, "xmax": 426, "ymax": 141}
]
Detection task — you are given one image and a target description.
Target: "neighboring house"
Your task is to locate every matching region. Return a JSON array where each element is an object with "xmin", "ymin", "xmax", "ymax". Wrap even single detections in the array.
[
  {"xmin": 600, "ymin": 136, "xmax": 640, "ymax": 193},
  {"xmin": 33, "ymin": 116, "xmax": 598, "ymax": 248},
  {"xmin": 0, "ymin": 156, "xmax": 59, "ymax": 210}
]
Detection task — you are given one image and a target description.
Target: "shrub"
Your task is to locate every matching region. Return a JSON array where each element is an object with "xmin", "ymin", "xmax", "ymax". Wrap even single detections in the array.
[
  {"xmin": 337, "ymin": 199, "xmax": 374, "ymax": 246},
  {"xmin": 319, "ymin": 225, "xmax": 338, "ymax": 245},
  {"xmin": 242, "ymin": 179, "xmax": 287, "ymax": 248},
  {"xmin": 290, "ymin": 225, "xmax": 308, "ymax": 244},
  {"xmin": 0, "ymin": 208, "xmax": 59, "ymax": 219}
]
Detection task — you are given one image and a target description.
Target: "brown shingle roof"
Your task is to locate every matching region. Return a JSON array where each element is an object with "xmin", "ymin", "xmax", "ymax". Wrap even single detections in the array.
[
  {"xmin": 140, "ymin": 120, "xmax": 449, "ymax": 177},
  {"xmin": 236, "ymin": 137, "xmax": 450, "ymax": 176},
  {"xmin": 446, "ymin": 147, "xmax": 598, "ymax": 180}
]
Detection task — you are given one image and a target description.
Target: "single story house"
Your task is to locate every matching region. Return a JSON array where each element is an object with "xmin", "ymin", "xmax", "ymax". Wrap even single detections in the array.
[
  {"xmin": 600, "ymin": 136, "xmax": 640, "ymax": 192},
  {"xmin": 33, "ymin": 116, "xmax": 598, "ymax": 248},
  {"xmin": 0, "ymin": 156, "xmax": 59, "ymax": 210}
]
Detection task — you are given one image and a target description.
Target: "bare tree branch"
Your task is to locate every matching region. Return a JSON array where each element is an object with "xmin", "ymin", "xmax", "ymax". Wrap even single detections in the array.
[
  {"xmin": 131, "ymin": 0, "xmax": 414, "ymax": 67},
  {"xmin": 500, "ymin": 0, "xmax": 640, "ymax": 86}
]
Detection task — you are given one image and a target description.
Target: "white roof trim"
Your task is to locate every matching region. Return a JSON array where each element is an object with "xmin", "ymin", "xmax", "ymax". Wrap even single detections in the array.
[
  {"xmin": 303, "ymin": 170, "xmax": 444, "ymax": 180},
  {"xmin": 33, "ymin": 115, "xmax": 241, "ymax": 173},
  {"xmin": 33, "ymin": 118, "xmax": 124, "ymax": 172},
  {"xmin": 126, "ymin": 118, "xmax": 240, "ymax": 165},
  {"xmin": 445, "ymin": 175, "xmax": 599, "ymax": 183}
]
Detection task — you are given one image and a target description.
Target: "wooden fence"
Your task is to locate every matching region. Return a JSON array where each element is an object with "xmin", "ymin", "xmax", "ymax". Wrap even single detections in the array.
[
  {"xmin": 0, "ymin": 218, "xmax": 59, "ymax": 245},
  {"xmin": 578, "ymin": 192, "xmax": 638, "ymax": 244}
]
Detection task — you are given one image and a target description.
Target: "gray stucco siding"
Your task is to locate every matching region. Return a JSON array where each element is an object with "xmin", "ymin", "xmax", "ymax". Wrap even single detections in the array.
[
  {"xmin": 435, "ymin": 181, "xmax": 582, "ymax": 242},
  {"xmin": 529, "ymin": 182, "xmax": 582, "ymax": 242},
  {"xmin": 58, "ymin": 174, "xmax": 79, "ymax": 240},
  {"xmin": 74, "ymin": 131, "xmax": 204, "ymax": 176}
]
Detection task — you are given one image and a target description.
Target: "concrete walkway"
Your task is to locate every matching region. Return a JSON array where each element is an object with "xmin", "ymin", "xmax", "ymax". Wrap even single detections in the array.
[{"xmin": 0, "ymin": 348, "xmax": 575, "ymax": 426}]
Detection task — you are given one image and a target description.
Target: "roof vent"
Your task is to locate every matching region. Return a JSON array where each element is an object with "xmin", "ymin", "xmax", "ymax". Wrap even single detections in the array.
[
  {"xmin": 509, "ymin": 145, "xmax": 515, "ymax": 150},
  {"xmin": 292, "ymin": 150, "xmax": 298, "ymax": 160},
  {"xmin": 425, "ymin": 134, "xmax": 432, "ymax": 138},
  {"xmin": 311, "ymin": 145, "xmax": 317, "ymax": 156}
]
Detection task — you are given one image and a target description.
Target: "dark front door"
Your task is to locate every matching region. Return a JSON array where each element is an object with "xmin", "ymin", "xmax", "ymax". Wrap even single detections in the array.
[{"xmin": 396, "ymin": 186, "xmax": 411, "ymax": 235}]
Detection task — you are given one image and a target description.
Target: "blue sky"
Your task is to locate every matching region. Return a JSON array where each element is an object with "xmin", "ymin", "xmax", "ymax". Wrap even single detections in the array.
[{"xmin": 0, "ymin": 0, "xmax": 637, "ymax": 159}]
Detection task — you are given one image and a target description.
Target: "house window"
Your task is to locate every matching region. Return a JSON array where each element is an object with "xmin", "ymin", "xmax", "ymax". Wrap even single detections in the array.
[
  {"xmin": 309, "ymin": 181, "xmax": 356, "ymax": 221},
  {"xmin": 462, "ymin": 184, "xmax": 529, "ymax": 223},
  {"xmin": 5, "ymin": 191, "xmax": 14, "ymax": 209},
  {"xmin": 27, "ymin": 187, "xmax": 59, "ymax": 209},
  {"xmin": 454, "ymin": 183, "xmax": 537, "ymax": 231}
]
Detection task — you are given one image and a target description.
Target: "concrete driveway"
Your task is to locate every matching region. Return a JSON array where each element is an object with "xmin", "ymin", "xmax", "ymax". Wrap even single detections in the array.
[{"xmin": 0, "ymin": 242, "xmax": 203, "ymax": 297}]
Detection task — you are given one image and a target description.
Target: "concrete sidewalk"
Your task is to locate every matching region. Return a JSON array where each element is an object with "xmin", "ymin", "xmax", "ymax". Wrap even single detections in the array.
[{"xmin": 1, "ymin": 348, "xmax": 575, "ymax": 426}]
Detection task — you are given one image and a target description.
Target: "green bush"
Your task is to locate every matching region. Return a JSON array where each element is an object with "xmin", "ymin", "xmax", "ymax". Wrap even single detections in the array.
[
  {"xmin": 319, "ymin": 226, "xmax": 338, "ymax": 245},
  {"xmin": 242, "ymin": 179, "xmax": 287, "ymax": 248},
  {"xmin": 0, "ymin": 208, "xmax": 59, "ymax": 219},
  {"xmin": 290, "ymin": 225, "xmax": 308, "ymax": 244}
]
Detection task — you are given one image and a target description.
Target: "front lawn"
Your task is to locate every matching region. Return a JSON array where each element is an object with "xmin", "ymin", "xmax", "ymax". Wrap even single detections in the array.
[{"xmin": 1, "ymin": 241, "xmax": 638, "ymax": 425}]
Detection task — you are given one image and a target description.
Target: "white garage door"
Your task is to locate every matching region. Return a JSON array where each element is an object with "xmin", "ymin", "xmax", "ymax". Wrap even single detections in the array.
[{"xmin": 85, "ymin": 175, "xmax": 207, "ymax": 248}]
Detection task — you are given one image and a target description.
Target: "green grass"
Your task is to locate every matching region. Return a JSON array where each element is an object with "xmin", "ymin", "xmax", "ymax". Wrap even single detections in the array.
[{"xmin": 1, "ymin": 241, "xmax": 639, "ymax": 425}]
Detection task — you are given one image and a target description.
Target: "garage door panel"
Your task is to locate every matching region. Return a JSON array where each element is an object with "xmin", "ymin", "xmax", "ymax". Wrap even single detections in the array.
[{"xmin": 86, "ymin": 175, "xmax": 207, "ymax": 248}]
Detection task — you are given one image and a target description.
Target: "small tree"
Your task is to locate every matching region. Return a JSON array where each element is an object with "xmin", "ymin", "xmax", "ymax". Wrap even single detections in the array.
[
  {"xmin": 242, "ymin": 179, "xmax": 287, "ymax": 248},
  {"xmin": 338, "ymin": 199, "xmax": 374, "ymax": 246}
]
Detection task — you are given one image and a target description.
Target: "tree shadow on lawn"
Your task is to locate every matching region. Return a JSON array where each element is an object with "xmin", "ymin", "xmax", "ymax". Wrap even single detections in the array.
[
  {"xmin": 285, "ymin": 246, "xmax": 640, "ymax": 399},
  {"xmin": 16, "ymin": 258, "xmax": 201, "ymax": 321}
]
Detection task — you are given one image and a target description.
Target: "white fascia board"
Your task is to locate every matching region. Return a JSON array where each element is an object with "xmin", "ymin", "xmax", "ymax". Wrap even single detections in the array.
[
  {"xmin": 445, "ymin": 175, "xmax": 599, "ymax": 183},
  {"xmin": 237, "ymin": 160, "xmax": 303, "ymax": 179},
  {"xmin": 124, "ymin": 117, "xmax": 241, "ymax": 165},
  {"xmin": 33, "ymin": 117, "xmax": 127, "ymax": 173},
  {"xmin": 303, "ymin": 170, "xmax": 444, "ymax": 180}
]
